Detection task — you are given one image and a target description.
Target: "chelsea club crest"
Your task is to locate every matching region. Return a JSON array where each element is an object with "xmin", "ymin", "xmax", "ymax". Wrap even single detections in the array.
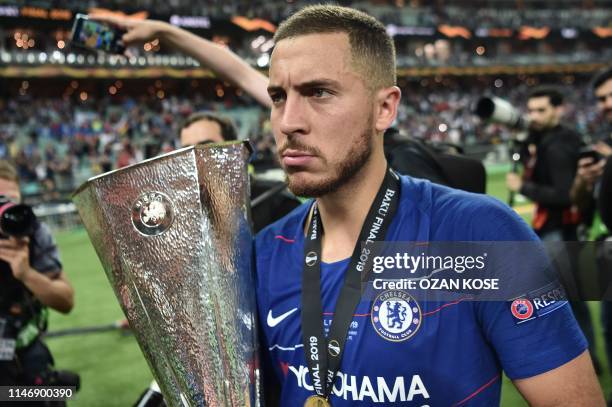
[{"xmin": 371, "ymin": 290, "xmax": 421, "ymax": 342}]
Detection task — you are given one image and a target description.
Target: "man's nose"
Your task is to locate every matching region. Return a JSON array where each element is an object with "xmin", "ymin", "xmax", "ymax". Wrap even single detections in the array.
[{"xmin": 279, "ymin": 94, "xmax": 309, "ymax": 136}]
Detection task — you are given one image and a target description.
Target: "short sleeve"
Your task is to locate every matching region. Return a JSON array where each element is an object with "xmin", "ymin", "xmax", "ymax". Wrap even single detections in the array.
[
  {"xmin": 472, "ymin": 198, "xmax": 587, "ymax": 379},
  {"xmin": 477, "ymin": 301, "xmax": 587, "ymax": 379}
]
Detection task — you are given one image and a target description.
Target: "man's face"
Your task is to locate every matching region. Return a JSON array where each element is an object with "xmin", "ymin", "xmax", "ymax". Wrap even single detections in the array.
[
  {"xmin": 595, "ymin": 78, "xmax": 612, "ymax": 124},
  {"xmin": 527, "ymin": 96, "xmax": 560, "ymax": 131},
  {"xmin": 0, "ymin": 178, "xmax": 20, "ymax": 202},
  {"xmin": 267, "ymin": 32, "xmax": 377, "ymax": 197},
  {"xmin": 180, "ymin": 119, "xmax": 225, "ymax": 147}
]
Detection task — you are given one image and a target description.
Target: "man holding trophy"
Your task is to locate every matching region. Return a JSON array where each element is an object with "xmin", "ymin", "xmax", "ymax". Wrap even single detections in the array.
[{"xmin": 75, "ymin": 4, "xmax": 604, "ymax": 407}]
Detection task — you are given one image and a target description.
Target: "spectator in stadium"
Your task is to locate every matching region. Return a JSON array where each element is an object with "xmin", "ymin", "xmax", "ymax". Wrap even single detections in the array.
[
  {"xmin": 178, "ymin": 111, "xmax": 301, "ymax": 233},
  {"xmin": 0, "ymin": 160, "xmax": 75, "ymax": 391},
  {"xmin": 103, "ymin": 6, "xmax": 603, "ymax": 405},
  {"xmin": 571, "ymin": 67, "xmax": 612, "ymax": 383}
]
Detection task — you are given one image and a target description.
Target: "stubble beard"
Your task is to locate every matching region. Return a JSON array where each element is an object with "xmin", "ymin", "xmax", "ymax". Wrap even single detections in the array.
[{"xmin": 285, "ymin": 119, "xmax": 375, "ymax": 198}]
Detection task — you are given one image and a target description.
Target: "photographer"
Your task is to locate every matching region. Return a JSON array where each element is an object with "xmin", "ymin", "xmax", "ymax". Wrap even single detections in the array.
[
  {"xmin": 0, "ymin": 160, "xmax": 74, "ymax": 394},
  {"xmin": 506, "ymin": 86, "xmax": 583, "ymax": 241}
]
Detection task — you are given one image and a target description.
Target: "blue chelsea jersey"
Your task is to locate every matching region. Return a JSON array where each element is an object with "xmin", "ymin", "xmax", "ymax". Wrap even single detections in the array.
[{"xmin": 255, "ymin": 175, "xmax": 586, "ymax": 406}]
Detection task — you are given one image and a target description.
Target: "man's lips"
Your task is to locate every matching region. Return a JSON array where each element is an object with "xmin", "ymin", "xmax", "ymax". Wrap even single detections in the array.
[{"xmin": 281, "ymin": 149, "xmax": 316, "ymax": 166}]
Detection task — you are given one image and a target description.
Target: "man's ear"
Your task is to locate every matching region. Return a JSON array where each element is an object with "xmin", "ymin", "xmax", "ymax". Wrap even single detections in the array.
[{"xmin": 374, "ymin": 86, "xmax": 401, "ymax": 133}]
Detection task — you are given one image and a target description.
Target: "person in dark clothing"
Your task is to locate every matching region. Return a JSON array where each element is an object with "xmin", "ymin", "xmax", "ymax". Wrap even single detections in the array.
[
  {"xmin": 506, "ymin": 85, "xmax": 601, "ymax": 372},
  {"xmin": 572, "ymin": 68, "xmax": 612, "ymax": 236},
  {"xmin": 384, "ymin": 128, "xmax": 486, "ymax": 194},
  {"xmin": 571, "ymin": 69, "xmax": 612, "ymax": 392},
  {"xmin": 571, "ymin": 68, "xmax": 612, "ymax": 241},
  {"xmin": 0, "ymin": 160, "xmax": 76, "ymax": 405},
  {"xmin": 507, "ymin": 86, "xmax": 583, "ymax": 240}
]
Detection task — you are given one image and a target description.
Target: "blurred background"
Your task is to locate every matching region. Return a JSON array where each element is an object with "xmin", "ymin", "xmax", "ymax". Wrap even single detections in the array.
[{"xmin": 0, "ymin": 0, "xmax": 611, "ymax": 405}]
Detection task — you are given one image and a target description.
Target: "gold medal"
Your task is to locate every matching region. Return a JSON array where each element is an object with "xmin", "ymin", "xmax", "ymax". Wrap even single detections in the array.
[{"xmin": 304, "ymin": 395, "xmax": 331, "ymax": 407}]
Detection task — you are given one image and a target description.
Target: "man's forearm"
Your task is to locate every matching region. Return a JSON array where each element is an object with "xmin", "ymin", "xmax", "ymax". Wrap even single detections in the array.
[
  {"xmin": 21, "ymin": 270, "xmax": 74, "ymax": 314},
  {"xmin": 158, "ymin": 23, "xmax": 271, "ymax": 108}
]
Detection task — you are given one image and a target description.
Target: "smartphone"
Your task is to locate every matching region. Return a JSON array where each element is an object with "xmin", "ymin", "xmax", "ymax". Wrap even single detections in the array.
[
  {"xmin": 578, "ymin": 146, "xmax": 602, "ymax": 164},
  {"xmin": 70, "ymin": 14, "xmax": 126, "ymax": 54}
]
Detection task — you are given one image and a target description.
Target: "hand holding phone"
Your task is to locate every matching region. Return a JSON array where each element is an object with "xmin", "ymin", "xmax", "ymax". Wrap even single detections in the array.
[
  {"xmin": 70, "ymin": 14, "xmax": 126, "ymax": 54},
  {"xmin": 577, "ymin": 147, "xmax": 606, "ymax": 188},
  {"xmin": 578, "ymin": 146, "xmax": 603, "ymax": 164}
]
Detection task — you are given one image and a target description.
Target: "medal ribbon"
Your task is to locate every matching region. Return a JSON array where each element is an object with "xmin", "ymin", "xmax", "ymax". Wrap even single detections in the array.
[{"xmin": 301, "ymin": 168, "xmax": 400, "ymax": 400}]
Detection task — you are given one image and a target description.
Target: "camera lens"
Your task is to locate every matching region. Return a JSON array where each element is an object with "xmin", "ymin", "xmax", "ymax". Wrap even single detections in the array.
[{"xmin": 0, "ymin": 203, "xmax": 36, "ymax": 237}]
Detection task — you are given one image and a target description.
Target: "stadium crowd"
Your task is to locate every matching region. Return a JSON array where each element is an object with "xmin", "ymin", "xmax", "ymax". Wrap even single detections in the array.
[
  {"xmin": 3, "ymin": 0, "xmax": 610, "ymax": 28},
  {"xmin": 0, "ymin": 75, "xmax": 606, "ymax": 199},
  {"xmin": 2, "ymin": 25, "xmax": 610, "ymax": 70}
]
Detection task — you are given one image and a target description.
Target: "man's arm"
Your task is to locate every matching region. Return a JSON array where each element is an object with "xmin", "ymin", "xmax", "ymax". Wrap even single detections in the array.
[
  {"xmin": 0, "ymin": 237, "xmax": 74, "ymax": 314},
  {"xmin": 513, "ymin": 350, "xmax": 604, "ymax": 406},
  {"xmin": 91, "ymin": 15, "xmax": 271, "ymax": 108},
  {"xmin": 19, "ymin": 270, "xmax": 74, "ymax": 314}
]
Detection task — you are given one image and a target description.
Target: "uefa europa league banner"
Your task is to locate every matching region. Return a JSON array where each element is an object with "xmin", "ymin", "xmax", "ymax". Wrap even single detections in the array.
[{"xmin": 73, "ymin": 142, "xmax": 262, "ymax": 407}]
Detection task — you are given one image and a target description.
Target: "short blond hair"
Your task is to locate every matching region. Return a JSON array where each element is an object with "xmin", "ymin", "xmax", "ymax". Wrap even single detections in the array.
[
  {"xmin": 273, "ymin": 5, "xmax": 396, "ymax": 91},
  {"xmin": 0, "ymin": 160, "xmax": 19, "ymax": 184}
]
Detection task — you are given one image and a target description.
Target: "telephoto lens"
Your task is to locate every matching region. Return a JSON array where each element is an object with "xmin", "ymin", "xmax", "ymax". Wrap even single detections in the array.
[{"xmin": 0, "ymin": 195, "xmax": 37, "ymax": 238}]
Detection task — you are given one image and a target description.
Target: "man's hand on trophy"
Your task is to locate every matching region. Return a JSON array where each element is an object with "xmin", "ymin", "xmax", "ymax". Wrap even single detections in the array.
[{"xmin": 0, "ymin": 236, "xmax": 32, "ymax": 281}]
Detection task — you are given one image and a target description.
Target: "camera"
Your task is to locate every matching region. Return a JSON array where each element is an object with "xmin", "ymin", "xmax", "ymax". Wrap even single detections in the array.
[
  {"xmin": 0, "ymin": 195, "xmax": 37, "ymax": 238},
  {"xmin": 474, "ymin": 96, "xmax": 530, "ymax": 131},
  {"xmin": 40, "ymin": 369, "xmax": 81, "ymax": 391}
]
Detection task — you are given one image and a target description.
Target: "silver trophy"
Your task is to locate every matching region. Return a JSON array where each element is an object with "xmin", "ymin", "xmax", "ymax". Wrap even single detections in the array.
[{"xmin": 72, "ymin": 142, "xmax": 262, "ymax": 407}]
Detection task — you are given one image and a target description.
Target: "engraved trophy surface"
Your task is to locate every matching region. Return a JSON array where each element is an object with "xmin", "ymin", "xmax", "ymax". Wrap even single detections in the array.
[{"xmin": 73, "ymin": 142, "xmax": 261, "ymax": 407}]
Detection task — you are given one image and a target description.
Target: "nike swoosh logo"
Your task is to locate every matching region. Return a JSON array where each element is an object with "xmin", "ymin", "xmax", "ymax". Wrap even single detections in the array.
[{"xmin": 267, "ymin": 308, "xmax": 298, "ymax": 327}]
